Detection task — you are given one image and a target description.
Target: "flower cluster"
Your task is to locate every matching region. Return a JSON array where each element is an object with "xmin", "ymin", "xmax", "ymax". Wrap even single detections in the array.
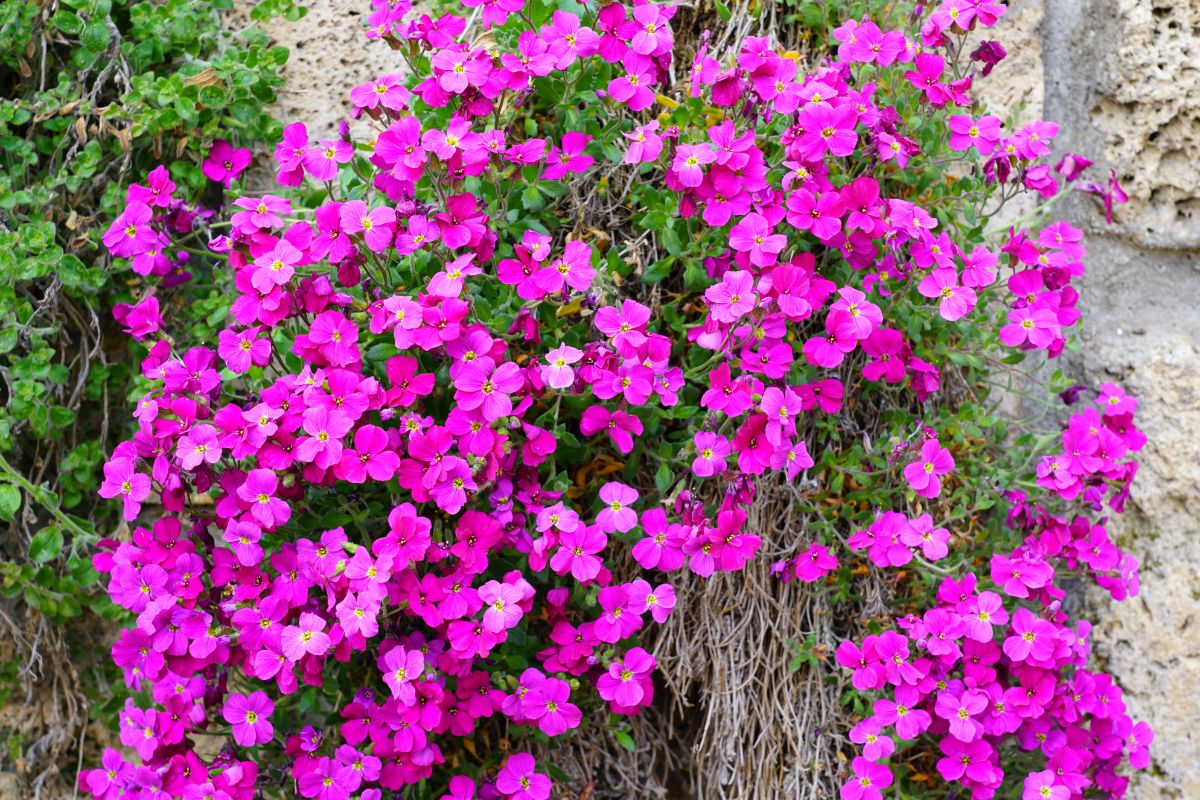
[
  {"xmin": 838, "ymin": 390, "xmax": 1149, "ymax": 800},
  {"xmin": 84, "ymin": 0, "xmax": 1144, "ymax": 798}
]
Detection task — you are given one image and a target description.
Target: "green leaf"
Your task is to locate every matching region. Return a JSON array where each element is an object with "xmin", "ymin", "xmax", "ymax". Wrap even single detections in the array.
[
  {"xmin": 30, "ymin": 526, "xmax": 63, "ymax": 564},
  {"xmin": 613, "ymin": 729, "xmax": 636, "ymax": 751},
  {"xmin": 642, "ymin": 257, "xmax": 673, "ymax": 284},
  {"xmin": 0, "ymin": 485, "xmax": 20, "ymax": 521},
  {"xmin": 654, "ymin": 462, "xmax": 672, "ymax": 494}
]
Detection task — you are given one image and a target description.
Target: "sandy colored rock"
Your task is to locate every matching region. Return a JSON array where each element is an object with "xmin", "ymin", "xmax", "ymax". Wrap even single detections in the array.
[{"xmin": 233, "ymin": 1, "xmax": 406, "ymax": 141}]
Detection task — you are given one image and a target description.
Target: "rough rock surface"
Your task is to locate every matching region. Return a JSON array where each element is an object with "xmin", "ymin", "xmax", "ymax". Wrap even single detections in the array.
[
  {"xmin": 231, "ymin": 2, "xmax": 1200, "ymax": 797},
  {"xmin": 233, "ymin": 2, "xmax": 406, "ymax": 142}
]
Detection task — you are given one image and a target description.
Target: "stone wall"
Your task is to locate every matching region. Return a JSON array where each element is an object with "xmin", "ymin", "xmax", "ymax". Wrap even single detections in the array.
[{"xmin": 250, "ymin": 2, "xmax": 1200, "ymax": 797}]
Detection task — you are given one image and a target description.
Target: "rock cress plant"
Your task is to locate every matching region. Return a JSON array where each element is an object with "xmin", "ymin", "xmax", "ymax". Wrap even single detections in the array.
[{"xmin": 84, "ymin": 1, "xmax": 1149, "ymax": 799}]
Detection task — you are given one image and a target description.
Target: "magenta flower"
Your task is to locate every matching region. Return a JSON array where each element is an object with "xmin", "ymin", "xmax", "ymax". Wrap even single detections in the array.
[
  {"xmin": 177, "ymin": 424, "xmax": 221, "ymax": 471},
  {"xmin": 580, "ymin": 406, "xmax": 643, "ymax": 454},
  {"xmin": 237, "ymin": 469, "xmax": 290, "ymax": 528},
  {"xmin": 379, "ymin": 645, "xmax": 424, "ymax": 704},
  {"xmin": 918, "ymin": 268, "xmax": 977, "ymax": 321},
  {"xmin": 495, "ymin": 752, "xmax": 551, "ymax": 800},
  {"xmin": 550, "ymin": 525, "xmax": 607, "ymax": 582},
  {"xmin": 671, "ymin": 143, "xmax": 716, "ymax": 187},
  {"xmin": 729, "ymin": 213, "xmax": 786, "ymax": 267},
  {"xmin": 623, "ymin": 120, "xmax": 664, "ymax": 164},
  {"xmin": 936, "ymin": 737, "xmax": 995, "ymax": 782},
  {"xmin": 98, "ymin": 457, "xmax": 151, "ymax": 520},
  {"xmin": 1022, "ymin": 770, "xmax": 1069, "ymax": 800},
  {"xmin": 948, "ymin": 114, "xmax": 1003, "ymax": 155},
  {"xmin": 522, "ymin": 677, "xmax": 582, "ymax": 737},
  {"xmin": 102, "ymin": 203, "xmax": 159, "ymax": 258},
  {"xmin": 596, "ymin": 647, "xmax": 655, "ymax": 707},
  {"xmin": 295, "ymin": 406, "xmax": 354, "ymax": 468},
  {"xmin": 223, "ymin": 519, "xmax": 263, "ymax": 566},
  {"xmin": 626, "ymin": 3, "xmax": 673, "ymax": 55},
  {"xmin": 796, "ymin": 104, "xmax": 859, "ymax": 161},
  {"xmin": 223, "ymin": 691, "xmax": 274, "ymax": 747},
  {"xmin": 593, "ymin": 299, "xmax": 651, "ymax": 354},
  {"xmin": 628, "ymin": 579, "xmax": 676, "ymax": 623},
  {"xmin": 934, "ymin": 688, "xmax": 987, "ymax": 741},
  {"xmin": 850, "ymin": 718, "xmax": 895, "ymax": 761},
  {"xmin": 280, "ymin": 612, "xmax": 331, "ymax": 662},
  {"xmin": 479, "ymin": 580, "xmax": 525, "ymax": 633},
  {"xmin": 454, "ymin": 358, "xmax": 523, "ymax": 421},
  {"xmin": 340, "ymin": 200, "xmax": 396, "ymax": 253},
  {"xmin": 705, "ymin": 270, "xmax": 757, "ymax": 323},
  {"xmin": 202, "ymin": 139, "xmax": 252, "ymax": 187},
  {"xmin": 840, "ymin": 757, "xmax": 892, "ymax": 800},
  {"xmin": 692, "ymin": 431, "xmax": 731, "ymax": 477},
  {"xmin": 543, "ymin": 133, "xmax": 594, "ymax": 181},
  {"xmin": 1003, "ymin": 607, "xmax": 1058, "ymax": 662},
  {"xmin": 904, "ymin": 440, "xmax": 954, "ymax": 498},
  {"xmin": 793, "ymin": 543, "xmax": 838, "ymax": 583},
  {"xmin": 335, "ymin": 425, "xmax": 400, "ymax": 483},
  {"xmin": 217, "ymin": 326, "xmax": 272, "ymax": 374},
  {"xmin": 308, "ymin": 312, "xmax": 360, "ymax": 367}
]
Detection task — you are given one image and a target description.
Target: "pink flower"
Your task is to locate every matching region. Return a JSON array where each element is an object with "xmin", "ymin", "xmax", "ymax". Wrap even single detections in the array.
[
  {"xmin": 1022, "ymin": 770, "xmax": 1069, "ymax": 800},
  {"xmin": 729, "ymin": 213, "xmax": 787, "ymax": 267},
  {"xmin": 625, "ymin": 3, "xmax": 673, "ymax": 55},
  {"xmin": 112, "ymin": 295, "xmax": 163, "ymax": 340},
  {"xmin": 223, "ymin": 691, "xmax": 274, "ymax": 747},
  {"xmin": 340, "ymin": 200, "xmax": 396, "ymax": 253},
  {"xmin": 336, "ymin": 425, "xmax": 400, "ymax": 483},
  {"xmin": 793, "ymin": 543, "xmax": 838, "ymax": 583},
  {"xmin": 840, "ymin": 757, "xmax": 892, "ymax": 800},
  {"xmin": 795, "ymin": 104, "xmax": 859, "ymax": 161},
  {"xmin": 596, "ymin": 482, "xmax": 638, "ymax": 532},
  {"xmin": 102, "ymin": 203, "xmax": 158, "ymax": 257},
  {"xmin": 543, "ymin": 133, "xmax": 594, "ymax": 181},
  {"xmin": 295, "ymin": 406, "xmax": 354, "ymax": 468},
  {"xmin": 218, "ymin": 326, "xmax": 272, "ymax": 373},
  {"xmin": 623, "ymin": 120, "xmax": 664, "ymax": 164},
  {"xmin": 628, "ymin": 580, "xmax": 676, "ymax": 623},
  {"xmin": 202, "ymin": 139, "xmax": 252, "ymax": 187},
  {"xmin": 948, "ymin": 114, "xmax": 1003, "ymax": 155},
  {"xmin": 522, "ymin": 677, "xmax": 581, "ymax": 737},
  {"xmin": 904, "ymin": 440, "xmax": 954, "ymax": 498},
  {"xmin": 379, "ymin": 645, "xmax": 424, "ymax": 704},
  {"xmin": 918, "ymin": 268, "xmax": 977, "ymax": 321},
  {"xmin": 1000, "ymin": 304, "xmax": 1062, "ymax": 350},
  {"xmin": 280, "ymin": 612, "xmax": 331, "ymax": 661},
  {"xmin": 692, "ymin": 431, "xmax": 731, "ymax": 477},
  {"xmin": 549, "ymin": 525, "xmax": 607, "ymax": 582},
  {"xmin": 479, "ymin": 580, "xmax": 525, "ymax": 633},
  {"xmin": 594, "ymin": 299, "xmax": 651, "ymax": 355},
  {"xmin": 705, "ymin": 270, "xmax": 757, "ymax": 322},
  {"xmin": 98, "ymin": 457, "xmax": 151, "ymax": 520},
  {"xmin": 237, "ymin": 469, "xmax": 290, "ymax": 528},
  {"xmin": 596, "ymin": 647, "xmax": 655, "ymax": 707},
  {"xmin": 177, "ymin": 424, "xmax": 222, "ymax": 470},
  {"xmin": 223, "ymin": 519, "xmax": 263, "ymax": 566},
  {"xmin": 495, "ymin": 752, "xmax": 551, "ymax": 800},
  {"xmin": 671, "ymin": 143, "xmax": 716, "ymax": 187},
  {"xmin": 542, "ymin": 345, "xmax": 583, "ymax": 389},
  {"xmin": 454, "ymin": 358, "xmax": 523, "ymax": 421}
]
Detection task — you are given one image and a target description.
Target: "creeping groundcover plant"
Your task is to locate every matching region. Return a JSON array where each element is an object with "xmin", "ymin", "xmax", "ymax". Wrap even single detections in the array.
[{"xmin": 83, "ymin": 0, "xmax": 1151, "ymax": 798}]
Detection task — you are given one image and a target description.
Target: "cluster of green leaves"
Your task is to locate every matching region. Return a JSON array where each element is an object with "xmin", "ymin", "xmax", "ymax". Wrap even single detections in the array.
[{"xmin": 0, "ymin": 0, "xmax": 294, "ymax": 719}]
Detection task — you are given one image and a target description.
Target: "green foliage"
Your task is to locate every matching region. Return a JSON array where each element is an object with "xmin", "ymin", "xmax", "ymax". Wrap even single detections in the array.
[{"xmin": 0, "ymin": 0, "xmax": 292, "ymax": 734}]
